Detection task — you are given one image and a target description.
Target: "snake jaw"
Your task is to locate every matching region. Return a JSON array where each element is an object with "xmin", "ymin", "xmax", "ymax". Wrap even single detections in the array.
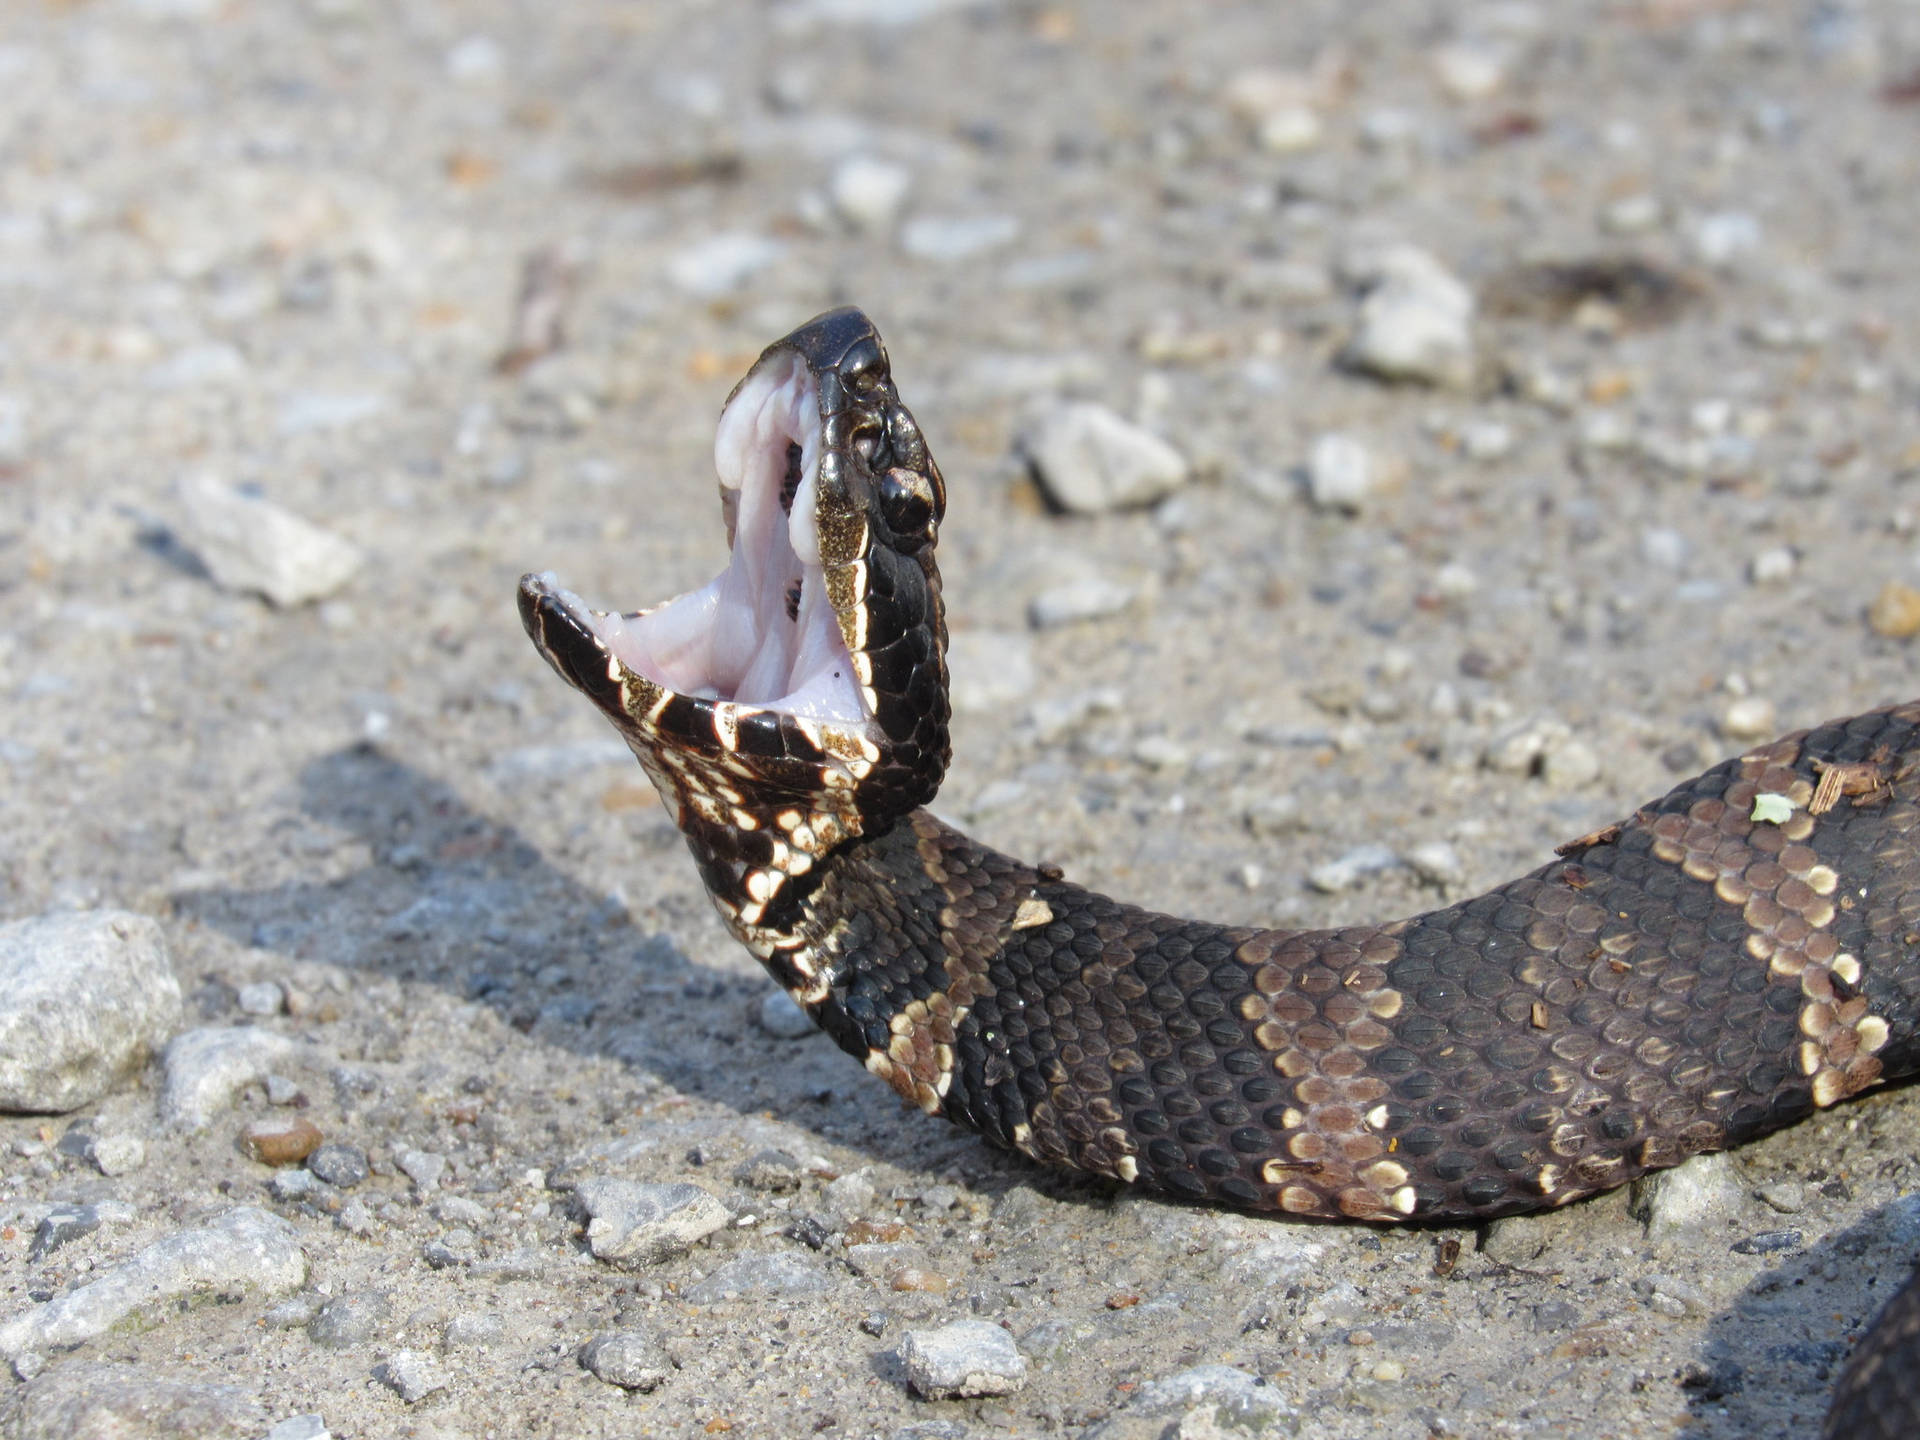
[{"xmin": 518, "ymin": 306, "xmax": 951, "ymax": 947}]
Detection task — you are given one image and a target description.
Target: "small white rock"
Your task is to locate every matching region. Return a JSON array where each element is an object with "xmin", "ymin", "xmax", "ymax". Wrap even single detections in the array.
[
  {"xmin": 89, "ymin": 1134, "xmax": 147, "ymax": 1177},
  {"xmin": 1256, "ymin": 106, "xmax": 1322, "ymax": 153},
  {"xmin": 757, "ymin": 989, "xmax": 816, "ymax": 1039},
  {"xmin": 1458, "ymin": 418, "xmax": 1514, "ymax": 462},
  {"xmin": 1027, "ymin": 578, "xmax": 1136, "ymax": 629},
  {"xmin": 1631, "ymin": 1151, "xmax": 1747, "ymax": 1237},
  {"xmin": 1748, "ymin": 546, "xmax": 1797, "ymax": 584},
  {"xmin": 899, "ymin": 1319, "xmax": 1027, "ymax": 1399},
  {"xmin": 1343, "ymin": 244, "xmax": 1476, "ymax": 389},
  {"xmin": 1639, "ymin": 527, "xmax": 1690, "ymax": 571},
  {"xmin": 829, "ymin": 155, "xmax": 912, "ymax": 232},
  {"xmin": 1542, "ymin": 739, "xmax": 1600, "ymax": 790},
  {"xmin": 235, "ymin": 981, "xmax": 284, "ymax": 1017},
  {"xmin": 1692, "ymin": 210, "xmax": 1761, "ymax": 268},
  {"xmin": 1307, "ymin": 432, "xmax": 1372, "ymax": 511},
  {"xmin": 1022, "ymin": 401, "xmax": 1189, "ymax": 514},
  {"xmin": 160, "ymin": 1025, "xmax": 301, "ymax": 1130},
  {"xmin": 1719, "ymin": 696, "xmax": 1777, "ymax": 740},
  {"xmin": 665, "ymin": 232, "xmax": 782, "ymax": 297},
  {"xmin": 444, "ymin": 34, "xmax": 503, "ymax": 83},
  {"xmin": 1432, "ymin": 562, "xmax": 1479, "ymax": 599},
  {"xmin": 571, "ymin": 1180, "xmax": 728, "ymax": 1269},
  {"xmin": 1600, "ymin": 193, "xmax": 1665, "ymax": 235},
  {"xmin": 899, "ymin": 213, "xmax": 1019, "ymax": 262},
  {"xmin": 176, "ymin": 473, "xmax": 363, "ymax": 608},
  {"xmin": 1430, "ymin": 40, "xmax": 1509, "ymax": 100},
  {"xmin": 1405, "ymin": 841, "xmax": 1465, "ymax": 889},
  {"xmin": 375, "ymin": 1349, "xmax": 449, "ymax": 1404},
  {"xmin": 1307, "ymin": 844, "xmax": 1400, "ymax": 894}
]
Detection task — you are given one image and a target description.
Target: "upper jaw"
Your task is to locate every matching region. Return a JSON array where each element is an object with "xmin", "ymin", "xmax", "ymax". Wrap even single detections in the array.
[{"xmin": 517, "ymin": 305, "xmax": 951, "ymax": 825}]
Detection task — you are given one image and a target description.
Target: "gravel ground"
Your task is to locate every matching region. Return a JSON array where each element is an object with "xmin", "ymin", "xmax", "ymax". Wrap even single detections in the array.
[{"xmin": 5, "ymin": 1, "xmax": 1920, "ymax": 1437}]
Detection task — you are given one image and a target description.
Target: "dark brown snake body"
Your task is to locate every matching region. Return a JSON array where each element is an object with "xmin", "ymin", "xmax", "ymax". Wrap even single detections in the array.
[{"xmin": 518, "ymin": 309, "xmax": 1920, "ymax": 1436}]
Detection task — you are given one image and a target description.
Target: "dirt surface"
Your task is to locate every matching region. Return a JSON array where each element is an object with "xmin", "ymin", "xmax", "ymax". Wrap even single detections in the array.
[{"xmin": 4, "ymin": 1, "xmax": 1920, "ymax": 1437}]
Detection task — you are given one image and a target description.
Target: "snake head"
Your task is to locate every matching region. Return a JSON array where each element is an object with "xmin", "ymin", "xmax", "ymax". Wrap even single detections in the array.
[{"xmin": 517, "ymin": 307, "xmax": 949, "ymax": 950}]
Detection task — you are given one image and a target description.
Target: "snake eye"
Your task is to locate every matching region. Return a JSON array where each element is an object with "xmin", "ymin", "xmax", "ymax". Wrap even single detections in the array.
[{"xmin": 878, "ymin": 466, "xmax": 938, "ymax": 545}]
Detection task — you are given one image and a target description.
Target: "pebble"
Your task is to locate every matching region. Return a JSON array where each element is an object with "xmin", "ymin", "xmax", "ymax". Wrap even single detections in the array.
[
  {"xmin": 1306, "ymin": 432, "xmax": 1372, "ymax": 511},
  {"xmin": 236, "ymin": 980, "xmax": 285, "ymax": 1016},
  {"xmin": 1753, "ymin": 1179, "xmax": 1808, "ymax": 1215},
  {"xmin": 684, "ymin": 1252, "xmax": 837, "ymax": 1302},
  {"xmin": 240, "ymin": 1116, "xmax": 324, "ymax": 1166},
  {"xmin": 443, "ymin": 1313, "xmax": 503, "ymax": 1347},
  {"xmin": 264, "ymin": 1415, "xmax": 332, "ymax": 1440},
  {"xmin": 1430, "ymin": 40, "xmax": 1509, "ymax": 99},
  {"xmin": 1257, "ymin": 106, "xmax": 1322, "ymax": 152},
  {"xmin": 1342, "ymin": 243, "xmax": 1476, "ymax": 389},
  {"xmin": 1457, "ymin": 419, "xmax": 1514, "ymax": 462},
  {"xmin": 581, "ymin": 1329, "xmax": 675, "ymax": 1391},
  {"xmin": 1541, "ymin": 739, "xmax": 1600, "ymax": 790},
  {"xmin": 898, "ymin": 1319, "xmax": 1027, "ymax": 1399},
  {"xmin": 1021, "ymin": 401, "xmax": 1189, "ymax": 513},
  {"xmin": 1631, "ymin": 1273, "xmax": 1708, "ymax": 1318},
  {"xmin": 394, "ymin": 1146, "xmax": 448, "ymax": 1191},
  {"xmin": 1639, "ymin": 527, "xmax": 1690, "ymax": 570},
  {"xmin": 829, "ymin": 155, "xmax": 913, "ymax": 232},
  {"xmin": 28, "ymin": 1204, "xmax": 107, "ymax": 1263},
  {"xmin": 8, "ymin": 1364, "xmax": 265, "ymax": 1440},
  {"xmin": 757, "ymin": 988, "xmax": 816, "ymax": 1039},
  {"xmin": 374, "ymin": 1348, "xmax": 449, "ymax": 1404},
  {"xmin": 572, "ymin": 1179, "xmax": 728, "ymax": 1268},
  {"xmin": 1027, "ymin": 577, "xmax": 1136, "ymax": 629},
  {"xmin": 444, "ymin": 33, "xmax": 503, "ymax": 83},
  {"xmin": 733, "ymin": 1148, "xmax": 805, "ymax": 1192},
  {"xmin": 176, "ymin": 473, "xmax": 363, "ymax": 608},
  {"xmin": 1404, "ymin": 840, "xmax": 1466, "ymax": 889},
  {"xmin": 157, "ymin": 1021, "xmax": 299, "ymax": 1136},
  {"xmin": 1600, "ymin": 192, "xmax": 1665, "ymax": 235},
  {"xmin": 1868, "ymin": 580, "xmax": 1920, "ymax": 638},
  {"xmin": 1748, "ymin": 546, "xmax": 1797, "ymax": 584},
  {"xmin": 1478, "ymin": 1212, "xmax": 1559, "ymax": 1266},
  {"xmin": 88, "ymin": 1132, "xmax": 147, "ymax": 1176},
  {"xmin": 1692, "ymin": 210, "xmax": 1761, "ymax": 267},
  {"xmin": 946, "ymin": 629, "xmax": 1036, "ymax": 712},
  {"xmin": 1629, "ymin": 1152, "xmax": 1747, "ymax": 1238},
  {"xmin": 308, "ymin": 1291, "xmax": 393, "ymax": 1349},
  {"xmin": 0, "ymin": 1207, "xmax": 306, "ymax": 1372},
  {"xmin": 665, "ymin": 231, "xmax": 782, "ymax": 297},
  {"xmin": 0, "ymin": 910, "xmax": 183, "ymax": 1114},
  {"xmin": 307, "ymin": 1143, "xmax": 370, "ymax": 1188},
  {"xmin": 899, "ymin": 213, "xmax": 1020, "ymax": 262},
  {"xmin": 1307, "ymin": 844, "xmax": 1400, "ymax": 894},
  {"xmin": 1718, "ymin": 697, "xmax": 1777, "ymax": 740},
  {"xmin": 1082, "ymin": 1365, "xmax": 1293, "ymax": 1440},
  {"xmin": 823, "ymin": 1170, "xmax": 876, "ymax": 1218}
]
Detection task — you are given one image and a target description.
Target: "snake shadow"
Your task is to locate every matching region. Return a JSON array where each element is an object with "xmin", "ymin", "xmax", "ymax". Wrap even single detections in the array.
[
  {"xmin": 169, "ymin": 743, "xmax": 1063, "ymax": 1191},
  {"xmin": 1677, "ymin": 1194, "xmax": 1920, "ymax": 1439}
]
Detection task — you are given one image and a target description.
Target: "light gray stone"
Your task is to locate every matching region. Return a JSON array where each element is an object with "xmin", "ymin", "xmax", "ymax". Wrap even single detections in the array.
[
  {"xmin": 1343, "ymin": 243, "xmax": 1476, "ymax": 389},
  {"xmin": 1307, "ymin": 844, "xmax": 1400, "ymax": 894},
  {"xmin": 757, "ymin": 989, "xmax": 817, "ymax": 1039},
  {"xmin": 8, "ymin": 1363, "xmax": 266, "ymax": 1440},
  {"xmin": 236, "ymin": 980, "xmax": 284, "ymax": 1016},
  {"xmin": 176, "ymin": 472, "xmax": 363, "ymax": 607},
  {"xmin": 1083, "ymin": 1364, "xmax": 1296, "ymax": 1438},
  {"xmin": 160, "ymin": 1025, "xmax": 301, "ymax": 1129},
  {"xmin": 87, "ymin": 1132, "xmax": 147, "ymax": 1176},
  {"xmin": 0, "ymin": 1206, "xmax": 307, "ymax": 1370},
  {"xmin": 1306, "ymin": 432, "xmax": 1372, "ymax": 511},
  {"xmin": 1630, "ymin": 1152, "xmax": 1748, "ymax": 1237},
  {"xmin": 308, "ymin": 1290, "xmax": 393, "ymax": 1349},
  {"xmin": 581, "ymin": 1329, "xmax": 674, "ymax": 1391},
  {"xmin": 1028, "ymin": 577, "xmax": 1136, "ymax": 629},
  {"xmin": 665, "ymin": 231, "xmax": 782, "ymax": 297},
  {"xmin": 1021, "ymin": 401, "xmax": 1188, "ymax": 514},
  {"xmin": 394, "ymin": 1146, "xmax": 447, "ymax": 1190},
  {"xmin": 0, "ymin": 909, "xmax": 182, "ymax": 1114},
  {"xmin": 263, "ymin": 1416, "xmax": 332, "ymax": 1440},
  {"xmin": 374, "ymin": 1348, "xmax": 448, "ymax": 1403},
  {"xmin": 684, "ymin": 1251, "xmax": 836, "ymax": 1302},
  {"xmin": 899, "ymin": 213, "xmax": 1019, "ymax": 262},
  {"xmin": 1405, "ymin": 841, "xmax": 1466, "ymax": 889},
  {"xmin": 899, "ymin": 1318, "xmax": 1027, "ymax": 1399},
  {"xmin": 572, "ymin": 1179, "xmax": 727, "ymax": 1268},
  {"xmin": 829, "ymin": 154, "xmax": 912, "ymax": 231}
]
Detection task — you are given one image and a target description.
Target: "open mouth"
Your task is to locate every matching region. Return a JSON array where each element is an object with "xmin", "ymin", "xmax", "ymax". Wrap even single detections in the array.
[{"xmin": 525, "ymin": 350, "xmax": 870, "ymax": 730}]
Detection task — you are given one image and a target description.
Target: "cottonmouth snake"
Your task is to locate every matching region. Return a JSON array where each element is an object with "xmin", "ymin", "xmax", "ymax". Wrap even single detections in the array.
[{"xmin": 518, "ymin": 308, "xmax": 1919, "ymax": 1436}]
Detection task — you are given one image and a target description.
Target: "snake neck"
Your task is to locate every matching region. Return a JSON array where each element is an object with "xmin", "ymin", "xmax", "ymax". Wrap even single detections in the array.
[{"xmin": 765, "ymin": 707, "xmax": 1920, "ymax": 1222}]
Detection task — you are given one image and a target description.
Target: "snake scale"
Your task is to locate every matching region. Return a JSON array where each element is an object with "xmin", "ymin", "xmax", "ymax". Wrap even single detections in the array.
[{"xmin": 519, "ymin": 309, "xmax": 1919, "ymax": 1435}]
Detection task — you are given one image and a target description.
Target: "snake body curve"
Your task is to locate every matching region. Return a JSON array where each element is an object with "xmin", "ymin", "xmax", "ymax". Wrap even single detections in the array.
[{"xmin": 518, "ymin": 308, "xmax": 1919, "ymax": 1436}]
